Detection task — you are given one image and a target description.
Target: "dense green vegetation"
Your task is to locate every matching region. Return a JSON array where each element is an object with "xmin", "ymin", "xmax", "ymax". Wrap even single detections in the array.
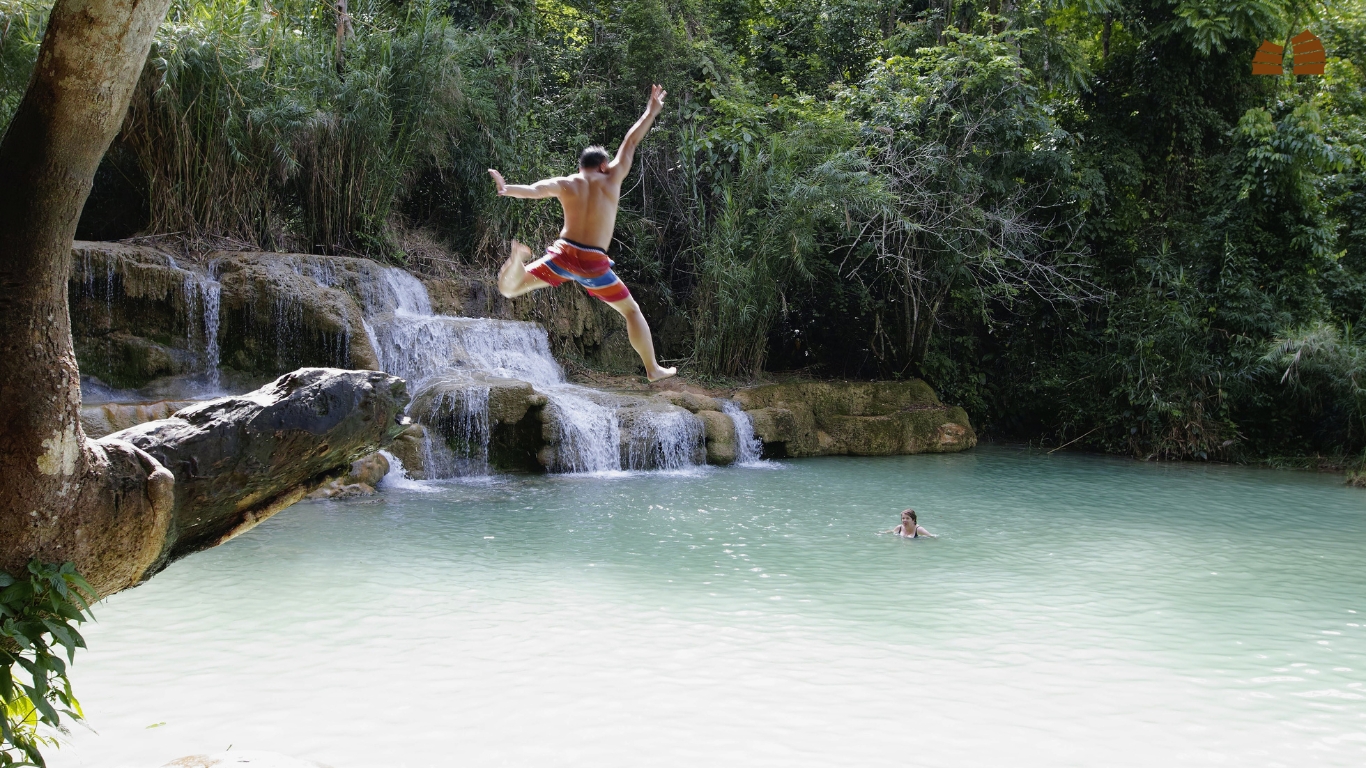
[
  {"xmin": 2, "ymin": 0, "xmax": 1364, "ymax": 462},
  {"xmin": 1, "ymin": 562, "xmax": 92, "ymax": 767}
]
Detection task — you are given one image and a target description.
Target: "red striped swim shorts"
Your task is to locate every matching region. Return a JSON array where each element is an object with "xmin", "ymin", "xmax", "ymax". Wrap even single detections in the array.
[{"xmin": 526, "ymin": 238, "xmax": 631, "ymax": 303}]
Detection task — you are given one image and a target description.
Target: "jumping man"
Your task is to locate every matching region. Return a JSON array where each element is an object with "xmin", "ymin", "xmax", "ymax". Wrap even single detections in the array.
[{"xmin": 488, "ymin": 84, "xmax": 677, "ymax": 382}]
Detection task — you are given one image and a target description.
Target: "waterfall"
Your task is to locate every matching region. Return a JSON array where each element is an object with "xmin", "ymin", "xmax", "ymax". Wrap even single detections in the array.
[
  {"xmin": 425, "ymin": 382, "xmax": 491, "ymax": 476},
  {"xmin": 376, "ymin": 450, "xmax": 438, "ymax": 492},
  {"xmin": 285, "ymin": 261, "xmax": 701, "ymax": 477},
  {"xmin": 179, "ymin": 266, "xmax": 223, "ymax": 392},
  {"xmin": 359, "ymin": 269, "xmax": 633, "ymax": 475},
  {"xmin": 369, "ymin": 315, "xmax": 563, "ymax": 388},
  {"xmin": 721, "ymin": 400, "xmax": 765, "ymax": 465},
  {"xmin": 624, "ymin": 409, "xmax": 706, "ymax": 471},
  {"xmin": 545, "ymin": 390, "xmax": 621, "ymax": 473}
]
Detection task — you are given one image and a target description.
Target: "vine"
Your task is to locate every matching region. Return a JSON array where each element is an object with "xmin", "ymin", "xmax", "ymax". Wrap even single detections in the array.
[{"xmin": 1, "ymin": 561, "xmax": 95, "ymax": 768}]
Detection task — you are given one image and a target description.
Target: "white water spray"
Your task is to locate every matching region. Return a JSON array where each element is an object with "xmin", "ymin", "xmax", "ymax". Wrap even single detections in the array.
[{"xmin": 721, "ymin": 400, "xmax": 765, "ymax": 465}]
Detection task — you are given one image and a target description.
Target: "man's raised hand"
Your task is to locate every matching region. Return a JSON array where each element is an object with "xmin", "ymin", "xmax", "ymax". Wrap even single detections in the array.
[
  {"xmin": 648, "ymin": 84, "xmax": 666, "ymax": 115},
  {"xmin": 488, "ymin": 169, "xmax": 507, "ymax": 196}
]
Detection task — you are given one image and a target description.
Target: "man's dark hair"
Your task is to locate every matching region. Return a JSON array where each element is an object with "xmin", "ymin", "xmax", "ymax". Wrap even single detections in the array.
[{"xmin": 579, "ymin": 145, "xmax": 610, "ymax": 170}]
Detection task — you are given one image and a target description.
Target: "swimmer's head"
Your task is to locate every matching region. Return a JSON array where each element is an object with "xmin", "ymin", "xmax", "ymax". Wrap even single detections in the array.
[
  {"xmin": 579, "ymin": 146, "xmax": 610, "ymax": 173},
  {"xmin": 902, "ymin": 509, "xmax": 916, "ymax": 525}
]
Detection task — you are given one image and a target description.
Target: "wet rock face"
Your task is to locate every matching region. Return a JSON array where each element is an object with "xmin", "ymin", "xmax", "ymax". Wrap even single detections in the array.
[
  {"xmin": 733, "ymin": 381, "xmax": 977, "ymax": 457},
  {"xmin": 213, "ymin": 254, "xmax": 380, "ymax": 376},
  {"xmin": 110, "ymin": 368, "xmax": 409, "ymax": 574},
  {"xmin": 614, "ymin": 399, "xmax": 706, "ymax": 470},
  {"xmin": 69, "ymin": 243, "xmax": 204, "ymax": 388},
  {"xmin": 68, "ymin": 243, "xmax": 383, "ymax": 391},
  {"xmin": 409, "ymin": 374, "xmax": 546, "ymax": 474},
  {"xmin": 696, "ymin": 409, "xmax": 737, "ymax": 464}
]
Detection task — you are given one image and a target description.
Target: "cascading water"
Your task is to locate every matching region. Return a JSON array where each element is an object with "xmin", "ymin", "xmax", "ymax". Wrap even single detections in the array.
[
  {"xmin": 424, "ymin": 382, "xmax": 492, "ymax": 476},
  {"xmin": 624, "ymin": 409, "xmax": 706, "ymax": 471},
  {"xmin": 345, "ymin": 264, "xmax": 701, "ymax": 477},
  {"xmin": 721, "ymin": 400, "xmax": 765, "ymax": 465},
  {"xmin": 182, "ymin": 272, "xmax": 222, "ymax": 391},
  {"xmin": 545, "ymin": 391, "xmax": 621, "ymax": 473}
]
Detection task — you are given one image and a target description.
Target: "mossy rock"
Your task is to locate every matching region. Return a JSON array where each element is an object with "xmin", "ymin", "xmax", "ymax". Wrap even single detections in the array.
[
  {"xmin": 213, "ymin": 255, "xmax": 379, "ymax": 377},
  {"xmin": 68, "ymin": 244, "xmax": 382, "ymax": 389},
  {"xmin": 409, "ymin": 374, "xmax": 547, "ymax": 473},
  {"xmin": 696, "ymin": 409, "xmax": 737, "ymax": 464},
  {"xmin": 734, "ymin": 380, "xmax": 975, "ymax": 457},
  {"xmin": 69, "ymin": 243, "xmax": 204, "ymax": 388}
]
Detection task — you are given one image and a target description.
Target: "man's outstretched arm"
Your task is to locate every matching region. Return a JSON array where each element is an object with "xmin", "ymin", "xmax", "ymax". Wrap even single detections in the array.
[
  {"xmin": 609, "ymin": 84, "xmax": 666, "ymax": 178},
  {"xmin": 488, "ymin": 169, "xmax": 565, "ymax": 199}
]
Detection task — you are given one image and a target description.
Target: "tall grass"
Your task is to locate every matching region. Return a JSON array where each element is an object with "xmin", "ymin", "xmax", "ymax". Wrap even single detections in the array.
[
  {"xmin": 126, "ymin": 0, "xmax": 461, "ymax": 254},
  {"xmin": 0, "ymin": 0, "xmax": 50, "ymax": 130}
]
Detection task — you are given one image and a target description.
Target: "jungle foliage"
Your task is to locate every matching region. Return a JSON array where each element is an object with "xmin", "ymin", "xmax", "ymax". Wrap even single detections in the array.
[
  {"xmin": 2, "ymin": 0, "xmax": 1365, "ymax": 462},
  {"xmin": 0, "ymin": 562, "xmax": 93, "ymax": 767}
]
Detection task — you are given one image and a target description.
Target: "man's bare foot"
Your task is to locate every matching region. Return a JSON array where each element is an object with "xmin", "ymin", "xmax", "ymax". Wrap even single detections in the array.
[
  {"xmin": 647, "ymin": 366, "xmax": 678, "ymax": 383},
  {"xmin": 498, "ymin": 240, "xmax": 533, "ymax": 297}
]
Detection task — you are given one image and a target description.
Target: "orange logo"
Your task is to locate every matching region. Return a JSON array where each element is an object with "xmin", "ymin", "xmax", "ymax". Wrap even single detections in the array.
[{"xmin": 1253, "ymin": 31, "xmax": 1325, "ymax": 76}]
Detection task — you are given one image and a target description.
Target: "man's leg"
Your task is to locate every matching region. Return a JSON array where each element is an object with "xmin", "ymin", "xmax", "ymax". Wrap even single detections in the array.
[
  {"xmin": 606, "ymin": 296, "xmax": 677, "ymax": 382},
  {"xmin": 498, "ymin": 240, "xmax": 551, "ymax": 298}
]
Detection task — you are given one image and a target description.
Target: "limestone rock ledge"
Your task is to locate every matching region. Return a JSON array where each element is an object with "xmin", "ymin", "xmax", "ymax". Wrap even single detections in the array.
[
  {"xmin": 732, "ymin": 380, "xmax": 976, "ymax": 457},
  {"xmin": 391, "ymin": 378, "xmax": 973, "ymax": 478}
]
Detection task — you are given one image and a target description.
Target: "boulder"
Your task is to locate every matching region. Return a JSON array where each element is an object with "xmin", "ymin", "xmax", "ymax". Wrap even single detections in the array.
[
  {"xmin": 733, "ymin": 380, "xmax": 976, "ymax": 457},
  {"xmin": 385, "ymin": 424, "xmax": 430, "ymax": 478},
  {"xmin": 306, "ymin": 453, "xmax": 390, "ymax": 500},
  {"xmin": 110, "ymin": 368, "xmax": 409, "ymax": 574},
  {"xmin": 696, "ymin": 409, "xmax": 737, "ymax": 464}
]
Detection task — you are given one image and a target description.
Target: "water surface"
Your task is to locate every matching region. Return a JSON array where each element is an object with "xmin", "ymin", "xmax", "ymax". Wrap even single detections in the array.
[{"xmin": 54, "ymin": 448, "xmax": 1366, "ymax": 767}]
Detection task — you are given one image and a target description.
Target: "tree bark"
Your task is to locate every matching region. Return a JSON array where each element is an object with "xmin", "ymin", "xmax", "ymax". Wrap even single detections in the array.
[
  {"xmin": 335, "ymin": 0, "xmax": 352, "ymax": 72},
  {"xmin": 0, "ymin": 0, "xmax": 177, "ymax": 591}
]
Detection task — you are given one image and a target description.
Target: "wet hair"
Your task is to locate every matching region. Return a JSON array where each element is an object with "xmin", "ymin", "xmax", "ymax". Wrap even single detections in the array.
[{"xmin": 579, "ymin": 145, "xmax": 610, "ymax": 170}]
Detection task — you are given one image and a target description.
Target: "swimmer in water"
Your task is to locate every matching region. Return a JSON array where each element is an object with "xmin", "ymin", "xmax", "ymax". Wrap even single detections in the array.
[{"xmin": 879, "ymin": 509, "xmax": 934, "ymax": 538}]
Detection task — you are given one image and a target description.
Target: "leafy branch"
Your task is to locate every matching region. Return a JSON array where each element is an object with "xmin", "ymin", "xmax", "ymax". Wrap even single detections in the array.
[{"xmin": 1, "ymin": 562, "xmax": 95, "ymax": 768}]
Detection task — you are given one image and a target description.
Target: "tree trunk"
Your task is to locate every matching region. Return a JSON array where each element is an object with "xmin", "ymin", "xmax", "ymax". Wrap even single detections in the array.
[
  {"xmin": 335, "ymin": 0, "xmax": 352, "ymax": 72},
  {"xmin": 0, "ymin": 0, "xmax": 177, "ymax": 590},
  {"xmin": 0, "ymin": 0, "xmax": 409, "ymax": 597}
]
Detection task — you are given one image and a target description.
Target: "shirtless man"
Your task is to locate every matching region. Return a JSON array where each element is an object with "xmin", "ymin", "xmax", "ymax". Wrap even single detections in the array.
[{"xmin": 488, "ymin": 84, "xmax": 677, "ymax": 382}]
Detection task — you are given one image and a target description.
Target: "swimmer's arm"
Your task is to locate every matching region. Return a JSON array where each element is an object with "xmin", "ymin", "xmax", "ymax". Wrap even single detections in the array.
[
  {"xmin": 916, "ymin": 527, "xmax": 937, "ymax": 538},
  {"xmin": 489, "ymin": 170, "xmax": 566, "ymax": 199},
  {"xmin": 610, "ymin": 84, "xmax": 665, "ymax": 179}
]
